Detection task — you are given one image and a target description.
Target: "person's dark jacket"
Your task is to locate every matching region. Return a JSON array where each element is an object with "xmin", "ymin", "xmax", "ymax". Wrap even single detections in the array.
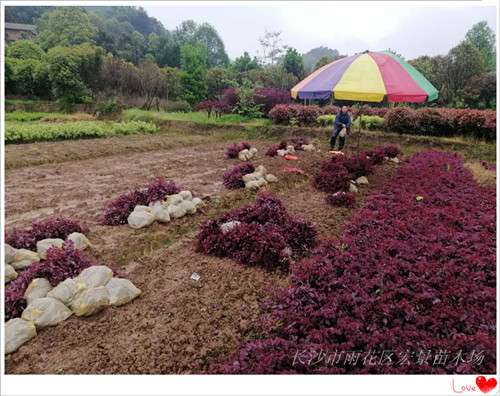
[{"xmin": 334, "ymin": 112, "xmax": 352, "ymax": 129}]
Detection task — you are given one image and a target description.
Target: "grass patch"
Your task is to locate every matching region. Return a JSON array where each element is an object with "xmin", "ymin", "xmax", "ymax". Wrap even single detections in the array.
[
  {"xmin": 5, "ymin": 120, "xmax": 158, "ymax": 143},
  {"xmin": 122, "ymin": 109, "xmax": 272, "ymax": 126},
  {"xmin": 465, "ymin": 162, "xmax": 496, "ymax": 185}
]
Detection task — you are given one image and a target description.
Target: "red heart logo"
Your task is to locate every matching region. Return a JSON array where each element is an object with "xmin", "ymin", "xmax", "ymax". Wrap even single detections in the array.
[{"xmin": 476, "ymin": 376, "xmax": 497, "ymax": 394}]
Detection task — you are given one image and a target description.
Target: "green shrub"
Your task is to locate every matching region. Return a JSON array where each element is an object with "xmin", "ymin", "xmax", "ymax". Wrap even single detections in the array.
[
  {"xmin": 317, "ymin": 114, "xmax": 336, "ymax": 126},
  {"xmin": 94, "ymin": 98, "xmax": 122, "ymax": 116},
  {"xmin": 5, "ymin": 120, "xmax": 158, "ymax": 143},
  {"xmin": 353, "ymin": 115, "xmax": 385, "ymax": 130}
]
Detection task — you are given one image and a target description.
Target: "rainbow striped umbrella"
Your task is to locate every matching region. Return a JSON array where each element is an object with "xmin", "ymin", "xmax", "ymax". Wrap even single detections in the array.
[{"xmin": 291, "ymin": 51, "xmax": 438, "ymax": 103}]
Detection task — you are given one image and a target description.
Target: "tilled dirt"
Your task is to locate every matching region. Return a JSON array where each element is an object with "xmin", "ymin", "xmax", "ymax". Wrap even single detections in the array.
[{"xmin": 5, "ymin": 137, "xmax": 395, "ymax": 374}]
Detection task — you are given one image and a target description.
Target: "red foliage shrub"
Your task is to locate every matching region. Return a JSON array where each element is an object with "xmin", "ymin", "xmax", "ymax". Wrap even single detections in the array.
[
  {"xmin": 313, "ymin": 159, "xmax": 350, "ymax": 193},
  {"xmin": 195, "ymin": 99, "xmax": 229, "ymax": 115},
  {"xmin": 269, "ymin": 105, "xmax": 321, "ymax": 126},
  {"xmin": 5, "ymin": 241, "xmax": 95, "ymax": 321},
  {"xmin": 196, "ymin": 192, "xmax": 317, "ymax": 269},
  {"xmin": 384, "ymin": 107, "xmax": 418, "ymax": 133},
  {"xmin": 268, "ymin": 104, "xmax": 495, "ymax": 140},
  {"xmin": 326, "ymin": 191, "xmax": 356, "ymax": 207},
  {"xmin": 382, "ymin": 144, "xmax": 401, "ymax": 158},
  {"xmin": 266, "ymin": 140, "xmax": 288, "ymax": 157},
  {"xmin": 222, "ymin": 163, "xmax": 255, "ymax": 189},
  {"xmin": 225, "ymin": 142, "xmax": 251, "ymax": 159},
  {"xmin": 6, "ymin": 218, "xmax": 86, "ymax": 251},
  {"xmin": 216, "ymin": 151, "xmax": 496, "ymax": 374},
  {"xmin": 253, "ymin": 88, "xmax": 291, "ymax": 115},
  {"xmin": 342, "ymin": 153, "xmax": 374, "ymax": 178},
  {"xmin": 221, "ymin": 87, "xmax": 239, "ymax": 109},
  {"xmin": 365, "ymin": 147, "xmax": 385, "ymax": 164},
  {"xmin": 103, "ymin": 178, "xmax": 180, "ymax": 225}
]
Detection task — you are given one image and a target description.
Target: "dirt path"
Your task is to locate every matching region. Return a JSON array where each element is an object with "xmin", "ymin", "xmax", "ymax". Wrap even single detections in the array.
[{"xmin": 5, "ymin": 138, "xmax": 396, "ymax": 374}]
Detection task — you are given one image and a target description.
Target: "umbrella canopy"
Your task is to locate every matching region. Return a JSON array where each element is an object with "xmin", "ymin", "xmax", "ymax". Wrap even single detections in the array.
[{"xmin": 291, "ymin": 51, "xmax": 438, "ymax": 103}]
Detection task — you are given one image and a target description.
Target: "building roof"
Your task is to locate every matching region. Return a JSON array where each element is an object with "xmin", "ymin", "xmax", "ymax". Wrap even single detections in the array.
[{"xmin": 5, "ymin": 22, "xmax": 36, "ymax": 31}]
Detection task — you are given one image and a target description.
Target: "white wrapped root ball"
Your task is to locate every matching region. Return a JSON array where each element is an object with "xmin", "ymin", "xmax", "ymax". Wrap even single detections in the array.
[
  {"xmin": 105, "ymin": 278, "xmax": 141, "ymax": 306},
  {"xmin": 22, "ymin": 297, "xmax": 72, "ymax": 328},
  {"xmin": 265, "ymin": 174, "xmax": 278, "ymax": 183},
  {"xmin": 128, "ymin": 210, "xmax": 155, "ymax": 229},
  {"xmin": 70, "ymin": 286, "xmax": 110, "ymax": 317},
  {"xmin": 165, "ymin": 193, "xmax": 184, "ymax": 206},
  {"xmin": 5, "ymin": 264, "xmax": 18, "ymax": 283},
  {"xmin": 179, "ymin": 190, "xmax": 193, "ymax": 200},
  {"xmin": 12, "ymin": 249, "xmax": 39, "ymax": 270},
  {"xmin": 167, "ymin": 204, "xmax": 187, "ymax": 219},
  {"xmin": 36, "ymin": 238, "xmax": 64, "ymax": 259},
  {"xmin": 75, "ymin": 266, "xmax": 113, "ymax": 289},
  {"xmin": 179, "ymin": 200, "xmax": 197, "ymax": 215},
  {"xmin": 246, "ymin": 178, "xmax": 268, "ymax": 190},
  {"xmin": 24, "ymin": 278, "xmax": 53, "ymax": 305},
  {"xmin": 5, "ymin": 244, "xmax": 17, "ymax": 264},
  {"xmin": 220, "ymin": 220, "xmax": 242, "ymax": 234},
  {"xmin": 5, "ymin": 318, "xmax": 37, "ymax": 354},
  {"xmin": 67, "ymin": 232, "xmax": 92, "ymax": 250},
  {"xmin": 47, "ymin": 278, "xmax": 84, "ymax": 305}
]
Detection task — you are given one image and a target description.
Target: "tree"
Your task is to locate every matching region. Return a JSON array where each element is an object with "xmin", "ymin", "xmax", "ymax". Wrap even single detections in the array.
[
  {"xmin": 6, "ymin": 40, "xmax": 44, "ymax": 60},
  {"xmin": 128, "ymin": 31, "xmax": 146, "ymax": 64},
  {"xmin": 36, "ymin": 7, "xmax": 97, "ymax": 50},
  {"xmin": 258, "ymin": 31, "xmax": 285, "ymax": 65},
  {"xmin": 46, "ymin": 44, "xmax": 104, "ymax": 111},
  {"xmin": 303, "ymin": 46, "xmax": 340, "ymax": 72},
  {"xmin": 5, "ymin": 6, "xmax": 53, "ymax": 24},
  {"xmin": 282, "ymin": 47, "xmax": 304, "ymax": 79},
  {"xmin": 137, "ymin": 59, "xmax": 164, "ymax": 109},
  {"xmin": 206, "ymin": 67, "xmax": 234, "ymax": 99},
  {"xmin": 465, "ymin": 21, "xmax": 496, "ymax": 70},
  {"xmin": 5, "ymin": 57, "xmax": 51, "ymax": 97},
  {"xmin": 247, "ymin": 65, "xmax": 298, "ymax": 90},
  {"xmin": 174, "ymin": 20, "xmax": 229, "ymax": 67},
  {"xmin": 162, "ymin": 67, "xmax": 182, "ymax": 101},
  {"xmin": 314, "ymin": 56, "xmax": 333, "ymax": 70},
  {"xmin": 461, "ymin": 72, "xmax": 496, "ymax": 109},
  {"xmin": 180, "ymin": 44, "xmax": 208, "ymax": 104},
  {"xmin": 448, "ymin": 41, "xmax": 486, "ymax": 94},
  {"xmin": 193, "ymin": 23, "xmax": 229, "ymax": 67},
  {"xmin": 231, "ymin": 52, "xmax": 260, "ymax": 73}
]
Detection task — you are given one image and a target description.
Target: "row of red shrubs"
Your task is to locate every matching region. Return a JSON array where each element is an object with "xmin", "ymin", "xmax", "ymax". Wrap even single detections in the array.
[
  {"xmin": 214, "ymin": 150, "xmax": 496, "ymax": 374},
  {"xmin": 268, "ymin": 104, "xmax": 496, "ymax": 141}
]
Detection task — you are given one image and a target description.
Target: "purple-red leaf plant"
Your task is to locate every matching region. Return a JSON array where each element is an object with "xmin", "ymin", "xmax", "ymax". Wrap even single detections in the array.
[
  {"xmin": 196, "ymin": 192, "xmax": 317, "ymax": 269},
  {"xmin": 6, "ymin": 218, "xmax": 86, "ymax": 251},
  {"xmin": 214, "ymin": 151, "xmax": 496, "ymax": 374},
  {"xmin": 103, "ymin": 177, "xmax": 181, "ymax": 225},
  {"xmin": 222, "ymin": 163, "xmax": 255, "ymax": 189},
  {"xmin": 5, "ymin": 241, "xmax": 95, "ymax": 321}
]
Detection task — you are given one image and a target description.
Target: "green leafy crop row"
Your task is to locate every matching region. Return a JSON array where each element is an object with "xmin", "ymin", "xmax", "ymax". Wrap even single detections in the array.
[{"xmin": 5, "ymin": 120, "xmax": 158, "ymax": 143}]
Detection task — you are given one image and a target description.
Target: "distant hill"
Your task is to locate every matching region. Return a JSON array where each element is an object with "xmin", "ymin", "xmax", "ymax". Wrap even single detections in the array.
[{"xmin": 303, "ymin": 46, "xmax": 340, "ymax": 72}]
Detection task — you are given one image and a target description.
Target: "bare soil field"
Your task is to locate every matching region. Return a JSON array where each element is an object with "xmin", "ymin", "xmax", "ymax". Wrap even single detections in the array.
[{"xmin": 4, "ymin": 128, "xmax": 491, "ymax": 374}]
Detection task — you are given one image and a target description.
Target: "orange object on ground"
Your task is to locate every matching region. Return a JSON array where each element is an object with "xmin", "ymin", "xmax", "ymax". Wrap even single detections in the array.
[
  {"xmin": 329, "ymin": 150, "xmax": 345, "ymax": 155},
  {"xmin": 283, "ymin": 154, "xmax": 299, "ymax": 161}
]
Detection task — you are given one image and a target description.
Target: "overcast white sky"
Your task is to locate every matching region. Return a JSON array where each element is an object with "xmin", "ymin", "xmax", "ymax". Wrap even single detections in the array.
[{"xmin": 144, "ymin": 1, "xmax": 497, "ymax": 60}]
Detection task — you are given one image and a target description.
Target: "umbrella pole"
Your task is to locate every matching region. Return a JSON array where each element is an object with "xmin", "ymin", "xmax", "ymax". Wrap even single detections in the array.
[{"xmin": 356, "ymin": 103, "xmax": 362, "ymax": 157}]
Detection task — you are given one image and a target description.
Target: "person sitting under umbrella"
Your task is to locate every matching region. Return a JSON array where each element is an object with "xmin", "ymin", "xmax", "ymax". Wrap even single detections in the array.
[{"xmin": 330, "ymin": 105, "xmax": 352, "ymax": 150}]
